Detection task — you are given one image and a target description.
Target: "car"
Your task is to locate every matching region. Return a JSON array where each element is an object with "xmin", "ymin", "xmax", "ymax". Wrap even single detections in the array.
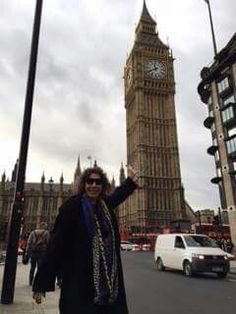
[
  {"xmin": 132, "ymin": 244, "xmax": 142, "ymax": 251},
  {"xmin": 142, "ymin": 243, "xmax": 151, "ymax": 251},
  {"xmin": 120, "ymin": 241, "xmax": 133, "ymax": 251}
]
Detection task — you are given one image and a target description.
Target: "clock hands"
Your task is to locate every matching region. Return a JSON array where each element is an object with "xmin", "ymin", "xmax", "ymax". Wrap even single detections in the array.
[
  {"xmin": 145, "ymin": 60, "xmax": 166, "ymax": 79},
  {"xmin": 148, "ymin": 67, "xmax": 161, "ymax": 73}
]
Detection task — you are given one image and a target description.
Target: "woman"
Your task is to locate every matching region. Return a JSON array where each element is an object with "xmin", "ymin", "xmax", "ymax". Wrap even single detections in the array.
[{"xmin": 32, "ymin": 165, "xmax": 138, "ymax": 314}]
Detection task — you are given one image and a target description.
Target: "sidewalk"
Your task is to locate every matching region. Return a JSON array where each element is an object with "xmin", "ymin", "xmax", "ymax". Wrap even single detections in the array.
[
  {"xmin": 0, "ymin": 260, "xmax": 236, "ymax": 313},
  {"xmin": 0, "ymin": 263, "xmax": 59, "ymax": 314}
]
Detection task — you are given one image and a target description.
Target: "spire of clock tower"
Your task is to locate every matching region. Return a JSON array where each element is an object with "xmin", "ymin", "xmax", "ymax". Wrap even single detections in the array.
[
  {"xmin": 135, "ymin": 0, "xmax": 157, "ymax": 37},
  {"xmin": 141, "ymin": 0, "xmax": 156, "ymax": 25}
]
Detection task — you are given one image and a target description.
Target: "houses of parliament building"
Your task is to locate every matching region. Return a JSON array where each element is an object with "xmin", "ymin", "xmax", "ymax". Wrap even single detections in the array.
[{"xmin": 0, "ymin": 1, "xmax": 195, "ymax": 249}]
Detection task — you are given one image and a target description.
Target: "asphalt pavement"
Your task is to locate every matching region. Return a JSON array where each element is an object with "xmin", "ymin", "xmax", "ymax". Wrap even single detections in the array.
[
  {"xmin": 124, "ymin": 252, "xmax": 236, "ymax": 314},
  {"xmin": 0, "ymin": 254, "xmax": 235, "ymax": 313}
]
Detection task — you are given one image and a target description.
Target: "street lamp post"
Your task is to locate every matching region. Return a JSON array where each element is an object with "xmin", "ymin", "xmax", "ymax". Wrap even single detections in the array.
[
  {"xmin": 1, "ymin": 0, "xmax": 43, "ymax": 304},
  {"xmin": 87, "ymin": 156, "xmax": 92, "ymax": 167},
  {"xmin": 204, "ymin": 0, "xmax": 218, "ymax": 56}
]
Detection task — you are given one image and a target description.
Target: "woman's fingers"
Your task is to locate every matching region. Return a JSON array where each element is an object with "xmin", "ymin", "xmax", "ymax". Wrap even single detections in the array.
[{"xmin": 127, "ymin": 165, "xmax": 138, "ymax": 182}]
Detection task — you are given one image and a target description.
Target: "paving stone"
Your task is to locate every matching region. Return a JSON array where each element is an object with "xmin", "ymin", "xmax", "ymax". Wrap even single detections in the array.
[{"xmin": 0, "ymin": 263, "xmax": 59, "ymax": 314}]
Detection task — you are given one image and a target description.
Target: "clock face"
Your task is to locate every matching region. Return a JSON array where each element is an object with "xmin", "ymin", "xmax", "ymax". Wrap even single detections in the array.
[
  {"xmin": 126, "ymin": 67, "xmax": 133, "ymax": 87},
  {"xmin": 145, "ymin": 60, "xmax": 166, "ymax": 79}
]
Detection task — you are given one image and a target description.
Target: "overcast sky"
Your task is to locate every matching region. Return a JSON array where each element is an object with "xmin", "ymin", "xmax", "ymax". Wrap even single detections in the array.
[{"xmin": 0, "ymin": 0, "xmax": 235, "ymax": 211}]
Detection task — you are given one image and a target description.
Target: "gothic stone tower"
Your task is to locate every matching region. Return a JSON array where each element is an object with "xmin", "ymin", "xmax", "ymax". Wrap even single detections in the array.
[{"xmin": 122, "ymin": 2, "xmax": 186, "ymax": 232}]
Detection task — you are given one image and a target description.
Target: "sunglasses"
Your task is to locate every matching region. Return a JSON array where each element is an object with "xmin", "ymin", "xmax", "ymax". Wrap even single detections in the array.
[{"xmin": 85, "ymin": 178, "xmax": 103, "ymax": 186}]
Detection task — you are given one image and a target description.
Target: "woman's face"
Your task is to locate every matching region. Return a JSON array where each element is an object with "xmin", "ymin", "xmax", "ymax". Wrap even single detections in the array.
[{"xmin": 84, "ymin": 173, "xmax": 103, "ymax": 201}]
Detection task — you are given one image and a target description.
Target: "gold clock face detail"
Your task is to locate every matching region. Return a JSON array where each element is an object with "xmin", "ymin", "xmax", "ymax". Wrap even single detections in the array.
[
  {"xmin": 126, "ymin": 67, "xmax": 133, "ymax": 87},
  {"xmin": 145, "ymin": 59, "xmax": 166, "ymax": 79}
]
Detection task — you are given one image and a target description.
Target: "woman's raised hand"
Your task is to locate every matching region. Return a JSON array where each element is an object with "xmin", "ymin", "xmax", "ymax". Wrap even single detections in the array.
[{"xmin": 127, "ymin": 165, "xmax": 138, "ymax": 183}]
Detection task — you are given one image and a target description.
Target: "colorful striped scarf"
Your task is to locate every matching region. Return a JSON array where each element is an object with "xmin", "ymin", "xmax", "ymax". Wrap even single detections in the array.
[{"xmin": 81, "ymin": 196, "xmax": 118, "ymax": 305}]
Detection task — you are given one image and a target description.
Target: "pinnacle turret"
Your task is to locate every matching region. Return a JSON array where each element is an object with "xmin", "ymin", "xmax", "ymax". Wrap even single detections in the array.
[
  {"xmin": 60, "ymin": 172, "xmax": 64, "ymax": 193},
  {"xmin": 11, "ymin": 159, "xmax": 19, "ymax": 182},
  {"xmin": 135, "ymin": 0, "xmax": 166, "ymax": 48},
  {"xmin": 73, "ymin": 156, "xmax": 82, "ymax": 194},
  {"xmin": 41, "ymin": 172, "xmax": 45, "ymax": 183},
  {"xmin": 111, "ymin": 176, "xmax": 115, "ymax": 187},
  {"xmin": 119, "ymin": 162, "xmax": 126, "ymax": 184},
  {"xmin": 1, "ymin": 171, "xmax": 6, "ymax": 183},
  {"xmin": 75, "ymin": 155, "xmax": 81, "ymax": 177},
  {"xmin": 60, "ymin": 172, "xmax": 64, "ymax": 184},
  {"xmin": 74, "ymin": 155, "xmax": 82, "ymax": 187},
  {"xmin": 140, "ymin": 0, "xmax": 156, "ymax": 25}
]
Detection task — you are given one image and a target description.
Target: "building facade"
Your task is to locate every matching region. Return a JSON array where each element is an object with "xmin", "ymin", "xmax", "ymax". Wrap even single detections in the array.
[
  {"xmin": 198, "ymin": 33, "xmax": 236, "ymax": 245},
  {"xmin": 0, "ymin": 157, "xmax": 116, "ymax": 250},
  {"xmin": 0, "ymin": 160, "xmax": 73, "ymax": 250},
  {"xmin": 195, "ymin": 209, "xmax": 215, "ymax": 224},
  {"xmin": 119, "ymin": 2, "xmax": 189, "ymax": 236}
]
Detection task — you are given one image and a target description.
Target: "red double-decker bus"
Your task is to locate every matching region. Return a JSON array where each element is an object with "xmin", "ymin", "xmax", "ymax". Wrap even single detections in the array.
[{"xmin": 192, "ymin": 223, "xmax": 231, "ymax": 240}]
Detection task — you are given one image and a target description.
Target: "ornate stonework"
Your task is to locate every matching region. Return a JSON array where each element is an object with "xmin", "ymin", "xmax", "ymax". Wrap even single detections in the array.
[
  {"xmin": 0, "ymin": 160, "xmax": 73, "ymax": 250},
  {"xmin": 119, "ymin": 2, "xmax": 187, "ymax": 234}
]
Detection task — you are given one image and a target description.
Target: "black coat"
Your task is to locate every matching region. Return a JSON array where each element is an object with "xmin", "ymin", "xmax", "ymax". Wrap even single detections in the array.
[{"xmin": 33, "ymin": 178, "xmax": 137, "ymax": 314}]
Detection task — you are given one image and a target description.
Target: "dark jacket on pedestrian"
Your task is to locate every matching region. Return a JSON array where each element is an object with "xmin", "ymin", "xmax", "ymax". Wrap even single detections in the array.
[
  {"xmin": 33, "ymin": 177, "xmax": 137, "ymax": 314},
  {"xmin": 26, "ymin": 228, "xmax": 50, "ymax": 256}
]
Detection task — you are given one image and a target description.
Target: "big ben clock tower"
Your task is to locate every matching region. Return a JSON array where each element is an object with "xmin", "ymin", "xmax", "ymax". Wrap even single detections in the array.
[{"xmin": 121, "ymin": 1, "xmax": 186, "ymax": 233}]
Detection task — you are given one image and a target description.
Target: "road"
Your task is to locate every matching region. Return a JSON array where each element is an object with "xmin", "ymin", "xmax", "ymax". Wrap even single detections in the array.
[
  {"xmin": 0, "ymin": 252, "xmax": 235, "ymax": 313},
  {"xmin": 122, "ymin": 251, "xmax": 236, "ymax": 314}
]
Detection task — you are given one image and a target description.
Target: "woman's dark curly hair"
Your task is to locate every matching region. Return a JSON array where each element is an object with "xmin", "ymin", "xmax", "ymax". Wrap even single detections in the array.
[{"xmin": 77, "ymin": 167, "xmax": 111, "ymax": 197}]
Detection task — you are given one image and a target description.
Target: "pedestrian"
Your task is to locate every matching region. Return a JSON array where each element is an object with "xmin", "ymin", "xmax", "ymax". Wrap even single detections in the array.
[
  {"xmin": 219, "ymin": 237, "xmax": 226, "ymax": 251},
  {"xmin": 216, "ymin": 237, "xmax": 222, "ymax": 248},
  {"xmin": 19, "ymin": 233, "xmax": 28, "ymax": 260},
  {"xmin": 226, "ymin": 239, "xmax": 234, "ymax": 254},
  {"xmin": 32, "ymin": 165, "xmax": 138, "ymax": 314},
  {"xmin": 26, "ymin": 222, "xmax": 50, "ymax": 286}
]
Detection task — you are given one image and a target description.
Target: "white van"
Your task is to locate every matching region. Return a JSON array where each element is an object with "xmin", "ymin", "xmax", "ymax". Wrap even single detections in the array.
[{"xmin": 154, "ymin": 234, "xmax": 230, "ymax": 278}]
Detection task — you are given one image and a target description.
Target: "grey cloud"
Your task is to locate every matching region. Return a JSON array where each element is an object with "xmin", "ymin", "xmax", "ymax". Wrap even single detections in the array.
[
  {"xmin": 75, "ymin": 99, "xmax": 103, "ymax": 129},
  {"xmin": 1, "ymin": 0, "xmax": 235, "ymax": 210}
]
